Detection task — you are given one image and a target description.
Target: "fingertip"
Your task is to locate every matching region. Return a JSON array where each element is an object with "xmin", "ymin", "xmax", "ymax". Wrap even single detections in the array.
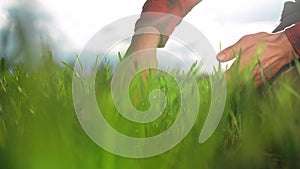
[
  {"xmin": 217, "ymin": 49, "xmax": 234, "ymax": 62},
  {"xmin": 217, "ymin": 53, "xmax": 226, "ymax": 61}
]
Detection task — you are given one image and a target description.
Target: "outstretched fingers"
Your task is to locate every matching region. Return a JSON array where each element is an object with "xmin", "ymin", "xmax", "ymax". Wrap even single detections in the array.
[{"xmin": 217, "ymin": 34, "xmax": 256, "ymax": 62}]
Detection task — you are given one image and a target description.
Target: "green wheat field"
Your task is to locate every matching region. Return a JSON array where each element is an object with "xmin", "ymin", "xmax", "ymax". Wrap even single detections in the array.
[{"xmin": 0, "ymin": 50, "xmax": 300, "ymax": 169}]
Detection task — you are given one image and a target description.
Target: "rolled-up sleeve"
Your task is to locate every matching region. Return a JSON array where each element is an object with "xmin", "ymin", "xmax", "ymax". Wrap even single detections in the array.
[
  {"xmin": 135, "ymin": 0, "xmax": 200, "ymax": 47},
  {"xmin": 285, "ymin": 22, "xmax": 300, "ymax": 57}
]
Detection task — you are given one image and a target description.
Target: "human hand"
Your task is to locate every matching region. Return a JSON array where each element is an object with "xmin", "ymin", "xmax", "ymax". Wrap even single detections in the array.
[
  {"xmin": 217, "ymin": 32, "xmax": 299, "ymax": 86},
  {"xmin": 124, "ymin": 27, "xmax": 161, "ymax": 84},
  {"xmin": 118, "ymin": 27, "xmax": 160, "ymax": 107}
]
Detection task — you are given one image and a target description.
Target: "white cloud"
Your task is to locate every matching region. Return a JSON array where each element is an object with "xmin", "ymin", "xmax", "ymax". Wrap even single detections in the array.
[
  {"xmin": 0, "ymin": 0, "xmax": 293, "ymax": 67},
  {"xmin": 38, "ymin": 0, "xmax": 145, "ymax": 52},
  {"xmin": 196, "ymin": 0, "xmax": 285, "ymax": 23},
  {"xmin": 0, "ymin": 9, "xmax": 6, "ymax": 29},
  {"xmin": 35, "ymin": 0, "xmax": 289, "ymax": 52},
  {"xmin": 184, "ymin": 0, "xmax": 287, "ymax": 50}
]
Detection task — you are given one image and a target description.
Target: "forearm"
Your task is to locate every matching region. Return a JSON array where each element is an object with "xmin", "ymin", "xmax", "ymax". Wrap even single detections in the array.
[
  {"xmin": 135, "ymin": 0, "xmax": 201, "ymax": 47},
  {"xmin": 126, "ymin": 27, "xmax": 161, "ymax": 55}
]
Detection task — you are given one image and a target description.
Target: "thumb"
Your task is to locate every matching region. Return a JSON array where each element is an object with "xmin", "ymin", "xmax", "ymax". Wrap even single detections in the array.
[
  {"xmin": 217, "ymin": 45, "xmax": 237, "ymax": 62},
  {"xmin": 217, "ymin": 36, "xmax": 248, "ymax": 62}
]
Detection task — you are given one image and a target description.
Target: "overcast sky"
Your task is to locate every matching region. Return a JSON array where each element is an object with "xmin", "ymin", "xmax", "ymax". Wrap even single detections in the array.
[{"xmin": 0, "ymin": 0, "xmax": 291, "ymax": 66}]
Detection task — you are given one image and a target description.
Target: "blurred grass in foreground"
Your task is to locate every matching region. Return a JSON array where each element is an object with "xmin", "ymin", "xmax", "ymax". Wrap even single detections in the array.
[{"xmin": 0, "ymin": 54, "xmax": 300, "ymax": 169}]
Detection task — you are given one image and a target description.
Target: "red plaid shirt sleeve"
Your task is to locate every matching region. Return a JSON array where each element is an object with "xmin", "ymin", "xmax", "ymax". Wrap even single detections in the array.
[
  {"xmin": 135, "ymin": 0, "xmax": 200, "ymax": 47},
  {"xmin": 285, "ymin": 22, "xmax": 300, "ymax": 57}
]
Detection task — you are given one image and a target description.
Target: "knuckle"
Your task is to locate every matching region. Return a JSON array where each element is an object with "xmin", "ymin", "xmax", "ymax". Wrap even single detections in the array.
[
  {"xmin": 256, "ymin": 32, "xmax": 266, "ymax": 36},
  {"xmin": 242, "ymin": 34, "xmax": 252, "ymax": 40}
]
